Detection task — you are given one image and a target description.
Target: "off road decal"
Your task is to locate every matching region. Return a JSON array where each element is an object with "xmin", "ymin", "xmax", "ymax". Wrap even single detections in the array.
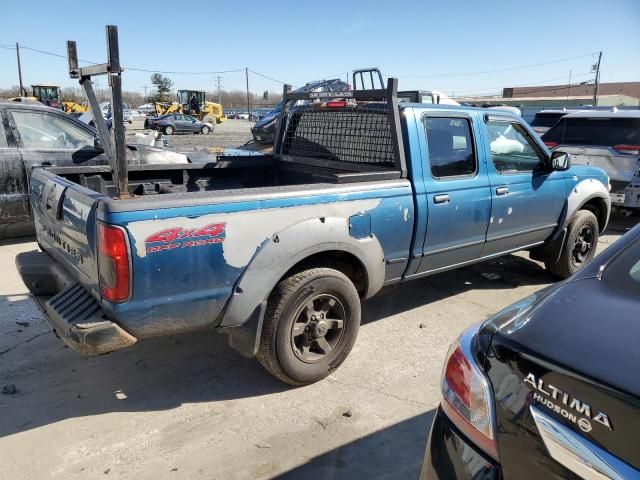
[{"xmin": 145, "ymin": 223, "xmax": 226, "ymax": 254}]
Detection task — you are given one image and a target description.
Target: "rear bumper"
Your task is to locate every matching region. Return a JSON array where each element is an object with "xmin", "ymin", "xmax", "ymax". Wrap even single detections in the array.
[
  {"xmin": 15, "ymin": 250, "xmax": 137, "ymax": 355},
  {"xmin": 419, "ymin": 407, "xmax": 501, "ymax": 480}
]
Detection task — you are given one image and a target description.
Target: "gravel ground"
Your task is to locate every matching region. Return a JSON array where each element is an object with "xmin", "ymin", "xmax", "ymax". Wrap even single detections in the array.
[
  {"xmin": 0, "ymin": 217, "xmax": 634, "ymax": 480},
  {"xmin": 126, "ymin": 118, "xmax": 271, "ymax": 153}
]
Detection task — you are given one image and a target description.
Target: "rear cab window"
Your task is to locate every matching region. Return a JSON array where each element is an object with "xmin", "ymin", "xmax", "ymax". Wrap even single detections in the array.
[
  {"xmin": 543, "ymin": 116, "xmax": 640, "ymax": 147},
  {"xmin": 424, "ymin": 116, "xmax": 476, "ymax": 179}
]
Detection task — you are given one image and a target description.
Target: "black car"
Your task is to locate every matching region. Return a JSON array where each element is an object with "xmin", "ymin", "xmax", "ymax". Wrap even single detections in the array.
[
  {"xmin": 251, "ymin": 78, "xmax": 349, "ymax": 144},
  {"xmin": 421, "ymin": 223, "xmax": 640, "ymax": 479},
  {"xmin": 0, "ymin": 101, "xmax": 189, "ymax": 239},
  {"xmin": 146, "ymin": 114, "xmax": 213, "ymax": 135}
]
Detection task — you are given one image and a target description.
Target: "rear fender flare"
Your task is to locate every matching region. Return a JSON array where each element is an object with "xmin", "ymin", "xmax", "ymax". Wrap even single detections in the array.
[{"xmin": 221, "ymin": 216, "xmax": 385, "ymax": 330}]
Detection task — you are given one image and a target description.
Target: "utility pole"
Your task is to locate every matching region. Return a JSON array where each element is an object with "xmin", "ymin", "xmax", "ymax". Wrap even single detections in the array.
[
  {"xmin": 566, "ymin": 70, "xmax": 572, "ymax": 103},
  {"xmin": 245, "ymin": 67, "xmax": 250, "ymax": 118},
  {"xmin": 215, "ymin": 75, "xmax": 222, "ymax": 104},
  {"xmin": 592, "ymin": 51, "xmax": 602, "ymax": 106},
  {"xmin": 16, "ymin": 43, "xmax": 25, "ymax": 97},
  {"xmin": 142, "ymin": 85, "xmax": 148, "ymax": 97}
]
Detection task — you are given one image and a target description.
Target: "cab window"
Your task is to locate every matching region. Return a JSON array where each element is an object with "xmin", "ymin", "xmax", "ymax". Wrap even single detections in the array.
[
  {"xmin": 486, "ymin": 120, "xmax": 544, "ymax": 173},
  {"xmin": 11, "ymin": 111, "xmax": 95, "ymax": 150},
  {"xmin": 424, "ymin": 117, "xmax": 476, "ymax": 179}
]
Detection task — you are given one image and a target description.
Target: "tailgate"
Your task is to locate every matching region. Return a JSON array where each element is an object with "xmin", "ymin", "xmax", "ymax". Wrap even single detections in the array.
[{"xmin": 30, "ymin": 167, "xmax": 104, "ymax": 295}]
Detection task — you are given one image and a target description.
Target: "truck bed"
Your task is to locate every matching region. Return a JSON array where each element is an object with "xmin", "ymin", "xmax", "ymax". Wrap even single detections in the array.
[{"xmin": 44, "ymin": 154, "xmax": 402, "ymax": 199}]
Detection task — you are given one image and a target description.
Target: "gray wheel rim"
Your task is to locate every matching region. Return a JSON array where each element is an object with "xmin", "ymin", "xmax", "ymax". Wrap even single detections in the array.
[
  {"xmin": 290, "ymin": 294, "xmax": 346, "ymax": 364},
  {"xmin": 572, "ymin": 224, "xmax": 594, "ymax": 265}
]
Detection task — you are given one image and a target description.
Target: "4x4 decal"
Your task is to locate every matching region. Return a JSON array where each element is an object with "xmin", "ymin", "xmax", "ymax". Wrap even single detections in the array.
[{"xmin": 145, "ymin": 223, "xmax": 226, "ymax": 254}]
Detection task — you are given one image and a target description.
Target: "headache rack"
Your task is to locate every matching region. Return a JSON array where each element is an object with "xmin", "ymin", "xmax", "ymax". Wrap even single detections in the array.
[{"xmin": 273, "ymin": 78, "xmax": 407, "ymax": 178}]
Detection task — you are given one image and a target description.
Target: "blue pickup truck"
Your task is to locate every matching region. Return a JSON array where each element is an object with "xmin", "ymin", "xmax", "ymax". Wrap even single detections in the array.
[{"xmin": 17, "ymin": 79, "xmax": 611, "ymax": 385}]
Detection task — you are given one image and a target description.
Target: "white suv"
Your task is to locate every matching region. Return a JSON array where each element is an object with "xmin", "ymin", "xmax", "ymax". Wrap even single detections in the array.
[{"xmin": 542, "ymin": 110, "xmax": 640, "ymax": 211}]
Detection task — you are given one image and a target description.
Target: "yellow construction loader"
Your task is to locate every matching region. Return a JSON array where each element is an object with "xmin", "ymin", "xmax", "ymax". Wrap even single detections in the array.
[
  {"xmin": 177, "ymin": 90, "xmax": 224, "ymax": 124},
  {"xmin": 31, "ymin": 84, "xmax": 61, "ymax": 108}
]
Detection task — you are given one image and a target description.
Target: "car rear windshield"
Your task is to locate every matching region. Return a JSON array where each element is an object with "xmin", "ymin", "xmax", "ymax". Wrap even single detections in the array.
[
  {"xmin": 530, "ymin": 112, "xmax": 565, "ymax": 128},
  {"xmin": 602, "ymin": 235, "xmax": 640, "ymax": 298},
  {"xmin": 542, "ymin": 117, "xmax": 640, "ymax": 146}
]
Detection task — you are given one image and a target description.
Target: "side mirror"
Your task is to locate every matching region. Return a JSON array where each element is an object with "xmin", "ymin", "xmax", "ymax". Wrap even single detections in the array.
[{"xmin": 550, "ymin": 151, "xmax": 571, "ymax": 171}]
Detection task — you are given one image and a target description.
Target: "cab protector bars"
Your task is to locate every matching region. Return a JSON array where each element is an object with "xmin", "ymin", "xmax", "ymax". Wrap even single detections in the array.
[
  {"xmin": 273, "ymin": 77, "xmax": 407, "ymax": 178},
  {"xmin": 67, "ymin": 25, "xmax": 130, "ymax": 199},
  {"xmin": 352, "ymin": 67, "xmax": 385, "ymax": 91}
]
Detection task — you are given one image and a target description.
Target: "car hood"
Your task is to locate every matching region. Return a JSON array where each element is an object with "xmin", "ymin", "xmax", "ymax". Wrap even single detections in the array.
[{"xmin": 255, "ymin": 110, "xmax": 279, "ymax": 128}]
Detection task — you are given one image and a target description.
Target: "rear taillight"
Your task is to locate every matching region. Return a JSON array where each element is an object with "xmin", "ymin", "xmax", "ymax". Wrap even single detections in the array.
[
  {"xmin": 544, "ymin": 141, "xmax": 558, "ymax": 149},
  {"xmin": 98, "ymin": 223, "xmax": 130, "ymax": 303},
  {"xmin": 613, "ymin": 144, "xmax": 640, "ymax": 155},
  {"xmin": 441, "ymin": 325, "xmax": 498, "ymax": 460}
]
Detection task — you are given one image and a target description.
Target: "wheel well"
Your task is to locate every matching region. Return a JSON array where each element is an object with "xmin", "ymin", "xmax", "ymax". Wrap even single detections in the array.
[
  {"xmin": 281, "ymin": 251, "xmax": 369, "ymax": 297},
  {"xmin": 580, "ymin": 197, "xmax": 608, "ymax": 232}
]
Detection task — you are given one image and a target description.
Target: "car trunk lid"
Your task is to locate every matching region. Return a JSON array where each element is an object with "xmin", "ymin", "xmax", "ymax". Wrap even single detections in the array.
[{"xmin": 484, "ymin": 279, "xmax": 640, "ymax": 477}]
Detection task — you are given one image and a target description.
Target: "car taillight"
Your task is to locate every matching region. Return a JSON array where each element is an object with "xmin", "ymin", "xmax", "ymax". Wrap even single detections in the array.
[
  {"xmin": 98, "ymin": 223, "xmax": 130, "ymax": 303},
  {"xmin": 544, "ymin": 141, "xmax": 558, "ymax": 149},
  {"xmin": 441, "ymin": 325, "xmax": 498, "ymax": 460},
  {"xmin": 613, "ymin": 144, "xmax": 640, "ymax": 155}
]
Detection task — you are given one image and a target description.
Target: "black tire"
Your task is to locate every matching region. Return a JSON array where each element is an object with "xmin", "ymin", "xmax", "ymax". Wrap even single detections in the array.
[
  {"xmin": 547, "ymin": 210, "xmax": 599, "ymax": 279},
  {"xmin": 201, "ymin": 125, "xmax": 210, "ymax": 135},
  {"xmin": 257, "ymin": 268, "xmax": 361, "ymax": 386},
  {"xmin": 164, "ymin": 125, "xmax": 174, "ymax": 135}
]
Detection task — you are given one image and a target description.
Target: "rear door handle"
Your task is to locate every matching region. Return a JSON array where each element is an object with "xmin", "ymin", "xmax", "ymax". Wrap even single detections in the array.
[
  {"xmin": 496, "ymin": 187, "xmax": 509, "ymax": 196},
  {"xmin": 433, "ymin": 194, "xmax": 450, "ymax": 204}
]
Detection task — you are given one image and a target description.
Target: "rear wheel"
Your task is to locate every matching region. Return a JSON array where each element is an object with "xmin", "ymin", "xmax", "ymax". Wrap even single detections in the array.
[
  {"xmin": 164, "ymin": 125, "xmax": 174, "ymax": 135},
  {"xmin": 257, "ymin": 268, "xmax": 361, "ymax": 386},
  {"xmin": 200, "ymin": 125, "xmax": 210, "ymax": 135},
  {"xmin": 546, "ymin": 210, "xmax": 599, "ymax": 279}
]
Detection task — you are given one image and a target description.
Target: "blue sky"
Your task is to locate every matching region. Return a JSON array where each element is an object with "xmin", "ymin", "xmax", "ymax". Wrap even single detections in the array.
[{"xmin": 1, "ymin": 0, "xmax": 638, "ymax": 97}]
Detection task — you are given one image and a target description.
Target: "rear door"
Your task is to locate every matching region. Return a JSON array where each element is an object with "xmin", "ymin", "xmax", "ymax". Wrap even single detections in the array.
[
  {"xmin": 174, "ymin": 114, "xmax": 190, "ymax": 132},
  {"xmin": 482, "ymin": 115, "xmax": 566, "ymax": 256},
  {"xmin": 415, "ymin": 111, "xmax": 492, "ymax": 274},
  {"xmin": 183, "ymin": 115, "xmax": 198, "ymax": 132},
  {"xmin": 0, "ymin": 110, "xmax": 30, "ymax": 229}
]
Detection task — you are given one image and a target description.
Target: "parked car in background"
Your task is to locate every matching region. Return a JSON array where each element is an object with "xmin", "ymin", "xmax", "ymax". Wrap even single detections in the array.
[
  {"xmin": 147, "ymin": 113, "xmax": 213, "ymax": 135},
  {"xmin": 530, "ymin": 109, "xmax": 578, "ymax": 135},
  {"xmin": 251, "ymin": 78, "xmax": 350, "ymax": 144},
  {"xmin": 543, "ymin": 110, "xmax": 640, "ymax": 212},
  {"xmin": 0, "ymin": 101, "xmax": 189, "ymax": 238},
  {"xmin": 420, "ymin": 222, "xmax": 640, "ymax": 480}
]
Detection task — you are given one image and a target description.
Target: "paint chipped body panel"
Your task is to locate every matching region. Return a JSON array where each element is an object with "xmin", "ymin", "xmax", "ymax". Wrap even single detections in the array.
[
  {"xmin": 22, "ymin": 103, "xmax": 611, "ymax": 358},
  {"xmin": 109, "ymin": 189, "xmax": 413, "ymax": 337}
]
